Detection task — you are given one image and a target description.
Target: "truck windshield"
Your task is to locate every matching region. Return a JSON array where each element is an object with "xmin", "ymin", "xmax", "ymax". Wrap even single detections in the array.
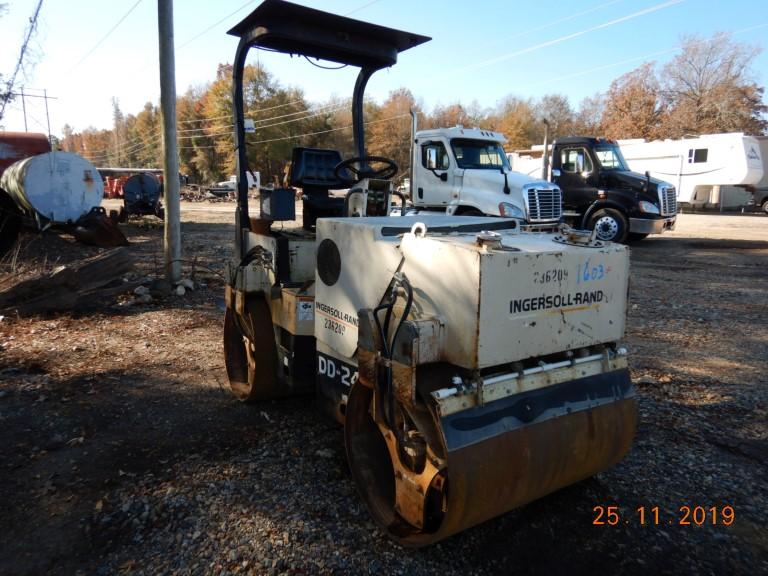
[
  {"xmin": 451, "ymin": 139, "xmax": 510, "ymax": 170},
  {"xmin": 594, "ymin": 144, "xmax": 629, "ymax": 171}
]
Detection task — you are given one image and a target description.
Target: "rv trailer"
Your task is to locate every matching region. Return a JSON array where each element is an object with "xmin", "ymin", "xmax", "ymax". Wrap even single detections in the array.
[{"xmin": 617, "ymin": 133, "xmax": 763, "ymax": 208}]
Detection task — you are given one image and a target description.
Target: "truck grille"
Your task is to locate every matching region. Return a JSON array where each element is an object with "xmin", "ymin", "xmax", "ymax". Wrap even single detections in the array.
[
  {"xmin": 659, "ymin": 186, "xmax": 677, "ymax": 216},
  {"xmin": 526, "ymin": 188, "xmax": 562, "ymax": 222}
]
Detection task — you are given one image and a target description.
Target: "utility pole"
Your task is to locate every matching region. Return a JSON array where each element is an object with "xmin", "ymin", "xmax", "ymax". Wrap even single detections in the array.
[
  {"xmin": 20, "ymin": 88, "xmax": 28, "ymax": 132},
  {"xmin": 8, "ymin": 90, "xmax": 57, "ymax": 135},
  {"xmin": 43, "ymin": 88, "xmax": 51, "ymax": 142},
  {"xmin": 158, "ymin": 0, "xmax": 181, "ymax": 284}
]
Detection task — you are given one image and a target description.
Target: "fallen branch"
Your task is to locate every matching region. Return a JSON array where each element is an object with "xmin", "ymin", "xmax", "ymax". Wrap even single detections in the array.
[{"xmin": 0, "ymin": 248, "xmax": 134, "ymax": 316}]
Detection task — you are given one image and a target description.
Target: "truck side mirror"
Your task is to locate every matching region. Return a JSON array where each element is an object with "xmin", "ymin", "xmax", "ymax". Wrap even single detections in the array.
[{"xmin": 440, "ymin": 172, "xmax": 448, "ymax": 182}]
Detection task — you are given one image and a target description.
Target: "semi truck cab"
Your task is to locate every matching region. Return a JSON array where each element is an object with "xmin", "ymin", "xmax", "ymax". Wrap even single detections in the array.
[
  {"xmin": 550, "ymin": 137, "xmax": 676, "ymax": 242},
  {"xmin": 411, "ymin": 126, "xmax": 562, "ymax": 225}
]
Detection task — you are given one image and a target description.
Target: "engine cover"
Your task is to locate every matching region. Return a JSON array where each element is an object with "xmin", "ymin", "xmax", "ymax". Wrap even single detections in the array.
[{"xmin": 314, "ymin": 215, "xmax": 628, "ymax": 369}]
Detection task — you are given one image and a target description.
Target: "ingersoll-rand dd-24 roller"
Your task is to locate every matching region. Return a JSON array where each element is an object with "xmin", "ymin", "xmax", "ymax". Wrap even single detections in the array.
[{"xmin": 222, "ymin": 0, "xmax": 636, "ymax": 546}]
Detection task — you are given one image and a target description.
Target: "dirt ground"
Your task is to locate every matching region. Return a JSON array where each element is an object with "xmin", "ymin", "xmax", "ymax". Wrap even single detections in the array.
[{"xmin": 0, "ymin": 203, "xmax": 766, "ymax": 575}]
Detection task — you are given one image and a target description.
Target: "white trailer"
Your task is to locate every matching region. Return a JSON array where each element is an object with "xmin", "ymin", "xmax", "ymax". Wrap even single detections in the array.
[
  {"xmin": 617, "ymin": 133, "xmax": 763, "ymax": 207},
  {"xmin": 719, "ymin": 136, "xmax": 768, "ymax": 209}
]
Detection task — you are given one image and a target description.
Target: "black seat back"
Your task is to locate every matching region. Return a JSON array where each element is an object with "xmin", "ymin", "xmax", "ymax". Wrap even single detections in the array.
[
  {"xmin": 290, "ymin": 147, "xmax": 346, "ymax": 189},
  {"xmin": 289, "ymin": 148, "xmax": 347, "ymax": 230}
]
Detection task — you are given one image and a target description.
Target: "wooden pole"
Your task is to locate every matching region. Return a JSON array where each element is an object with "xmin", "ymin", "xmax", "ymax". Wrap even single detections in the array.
[{"xmin": 158, "ymin": 0, "xmax": 181, "ymax": 283}]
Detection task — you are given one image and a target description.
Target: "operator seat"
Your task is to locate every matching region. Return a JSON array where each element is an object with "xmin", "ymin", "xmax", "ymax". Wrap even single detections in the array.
[{"xmin": 289, "ymin": 147, "xmax": 349, "ymax": 230}]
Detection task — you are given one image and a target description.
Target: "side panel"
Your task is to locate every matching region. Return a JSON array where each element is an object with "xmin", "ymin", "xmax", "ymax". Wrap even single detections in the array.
[
  {"xmin": 314, "ymin": 220, "xmax": 403, "ymax": 358},
  {"xmin": 315, "ymin": 340, "xmax": 358, "ymax": 422},
  {"xmin": 478, "ymin": 243, "xmax": 629, "ymax": 368},
  {"xmin": 245, "ymin": 232, "xmax": 315, "ymax": 284},
  {"xmin": 399, "ymin": 235, "xmax": 481, "ymax": 367},
  {"xmin": 288, "ymin": 238, "xmax": 316, "ymax": 282}
]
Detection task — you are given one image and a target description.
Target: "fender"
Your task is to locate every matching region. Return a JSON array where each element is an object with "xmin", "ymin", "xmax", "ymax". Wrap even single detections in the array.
[
  {"xmin": 580, "ymin": 199, "xmax": 627, "ymax": 229},
  {"xmin": 453, "ymin": 204, "xmax": 487, "ymax": 216}
]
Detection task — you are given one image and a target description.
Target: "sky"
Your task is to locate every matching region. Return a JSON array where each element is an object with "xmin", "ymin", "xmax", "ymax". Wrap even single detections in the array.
[{"xmin": 1, "ymin": 0, "xmax": 767, "ymax": 136}]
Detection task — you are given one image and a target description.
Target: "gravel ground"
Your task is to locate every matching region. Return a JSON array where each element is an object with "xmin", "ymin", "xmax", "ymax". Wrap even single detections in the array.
[{"xmin": 0, "ymin": 207, "xmax": 766, "ymax": 575}]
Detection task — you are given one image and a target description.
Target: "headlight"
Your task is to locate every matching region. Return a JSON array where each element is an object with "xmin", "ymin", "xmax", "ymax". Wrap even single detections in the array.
[
  {"xmin": 638, "ymin": 201, "xmax": 660, "ymax": 214},
  {"xmin": 498, "ymin": 202, "xmax": 525, "ymax": 219}
]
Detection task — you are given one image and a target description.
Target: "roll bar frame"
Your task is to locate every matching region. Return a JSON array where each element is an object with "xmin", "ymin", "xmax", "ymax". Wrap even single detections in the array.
[{"xmin": 226, "ymin": 0, "xmax": 429, "ymax": 257}]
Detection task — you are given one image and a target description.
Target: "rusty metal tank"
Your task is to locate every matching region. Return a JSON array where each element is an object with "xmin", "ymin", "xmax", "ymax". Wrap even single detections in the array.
[
  {"xmin": 0, "ymin": 132, "xmax": 51, "ymax": 176},
  {"xmin": 0, "ymin": 151, "xmax": 103, "ymax": 224}
]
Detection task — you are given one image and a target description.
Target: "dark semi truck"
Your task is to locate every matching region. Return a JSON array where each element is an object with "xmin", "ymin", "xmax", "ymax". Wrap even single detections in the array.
[{"xmin": 510, "ymin": 137, "xmax": 678, "ymax": 243}]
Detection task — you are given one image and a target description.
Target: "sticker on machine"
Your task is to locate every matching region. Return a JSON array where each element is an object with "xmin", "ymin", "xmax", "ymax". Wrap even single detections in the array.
[
  {"xmin": 510, "ymin": 290, "xmax": 605, "ymax": 314},
  {"xmin": 315, "ymin": 301, "xmax": 358, "ymax": 337},
  {"xmin": 297, "ymin": 299, "xmax": 314, "ymax": 322}
]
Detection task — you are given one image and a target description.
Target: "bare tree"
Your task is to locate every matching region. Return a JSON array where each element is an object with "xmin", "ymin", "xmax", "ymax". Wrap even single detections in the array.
[
  {"xmin": 534, "ymin": 94, "xmax": 574, "ymax": 141},
  {"xmin": 572, "ymin": 93, "xmax": 605, "ymax": 136},
  {"xmin": 0, "ymin": 1, "xmax": 43, "ymax": 122},
  {"xmin": 660, "ymin": 33, "xmax": 767, "ymax": 136}
]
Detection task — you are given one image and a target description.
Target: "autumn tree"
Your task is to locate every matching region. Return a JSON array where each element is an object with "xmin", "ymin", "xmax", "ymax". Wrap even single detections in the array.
[
  {"xmin": 425, "ymin": 102, "xmax": 486, "ymax": 130},
  {"xmin": 660, "ymin": 33, "xmax": 767, "ymax": 136},
  {"xmin": 601, "ymin": 63, "xmax": 664, "ymax": 139},
  {"xmin": 367, "ymin": 88, "xmax": 419, "ymax": 179},
  {"xmin": 126, "ymin": 102, "xmax": 162, "ymax": 168},
  {"xmin": 313, "ymin": 95, "xmax": 355, "ymax": 159},
  {"xmin": 493, "ymin": 96, "xmax": 537, "ymax": 150}
]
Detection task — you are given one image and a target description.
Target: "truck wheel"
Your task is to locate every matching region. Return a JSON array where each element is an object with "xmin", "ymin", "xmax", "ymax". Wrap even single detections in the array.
[
  {"xmin": 762, "ymin": 200, "xmax": 768, "ymax": 215},
  {"xmin": 589, "ymin": 208, "xmax": 628, "ymax": 243}
]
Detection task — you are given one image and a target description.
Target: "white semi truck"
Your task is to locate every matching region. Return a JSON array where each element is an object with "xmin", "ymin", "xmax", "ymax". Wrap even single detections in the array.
[
  {"xmin": 409, "ymin": 121, "xmax": 563, "ymax": 225},
  {"xmin": 222, "ymin": 0, "xmax": 636, "ymax": 546}
]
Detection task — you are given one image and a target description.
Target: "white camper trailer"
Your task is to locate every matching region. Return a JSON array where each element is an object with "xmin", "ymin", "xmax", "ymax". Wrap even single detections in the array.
[
  {"xmin": 617, "ymin": 133, "xmax": 763, "ymax": 208},
  {"xmin": 719, "ymin": 136, "xmax": 768, "ymax": 209}
]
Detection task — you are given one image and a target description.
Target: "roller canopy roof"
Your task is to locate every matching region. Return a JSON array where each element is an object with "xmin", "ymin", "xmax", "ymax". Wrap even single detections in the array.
[{"xmin": 227, "ymin": 0, "xmax": 430, "ymax": 69}]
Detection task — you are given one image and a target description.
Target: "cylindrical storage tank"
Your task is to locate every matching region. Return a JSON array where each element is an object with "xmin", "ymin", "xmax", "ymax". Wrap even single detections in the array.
[
  {"xmin": 0, "ymin": 152, "xmax": 103, "ymax": 224},
  {"xmin": 123, "ymin": 173, "xmax": 161, "ymax": 211}
]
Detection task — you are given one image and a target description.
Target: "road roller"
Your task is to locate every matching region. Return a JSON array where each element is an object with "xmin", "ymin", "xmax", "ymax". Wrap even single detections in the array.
[{"xmin": 223, "ymin": 0, "xmax": 636, "ymax": 546}]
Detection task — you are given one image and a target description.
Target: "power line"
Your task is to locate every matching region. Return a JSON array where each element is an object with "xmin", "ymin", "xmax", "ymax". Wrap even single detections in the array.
[
  {"xmin": 528, "ymin": 22, "xmax": 768, "ymax": 90},
  {"xmin": 493, "ymin": 0, "xmax": 624, "ymax": 46},
  {"xmin": 177, "ymin": 0, "xmax": 259, "ymax": 50},
  {"xmin": 0, "ymin": 0, "xmax": 44, "ymax": 119},
  {"xmin": 65, "ymin": 88, "xmax": 354, "ymax": 160},
  {"xmin": 176, "ymin": 99, "xmax": 311, "ymax": 124},
  {"xmin": 446, "ymin": 0, "xmax": 684, "ymax": 78},
  {"xmin": 67, "ymin": 101, "xmax": 318, "ymax": 156},
  {"xmin": 174, "ymin": 113, "xmax": 409, "ymax": 149},
  {"xmin": 246, "ymin": 112, "xmax": 410, "ymax": 145},
  {"xmin": 67, "ymin": 0, "xmax": 143, "ymax": 74},
  {"xmin": 344, "ymin": 0, "xmax": 383, "ymax": 16},
  {"xmin": 252, "ymin": 100, "xmax": 348, "ymax": 123}
]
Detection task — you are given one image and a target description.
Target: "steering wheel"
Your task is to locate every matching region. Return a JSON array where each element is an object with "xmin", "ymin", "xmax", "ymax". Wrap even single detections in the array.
[{"xmin": 334, "ymin": 156, "xmax": 398, "ymax": 183}]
